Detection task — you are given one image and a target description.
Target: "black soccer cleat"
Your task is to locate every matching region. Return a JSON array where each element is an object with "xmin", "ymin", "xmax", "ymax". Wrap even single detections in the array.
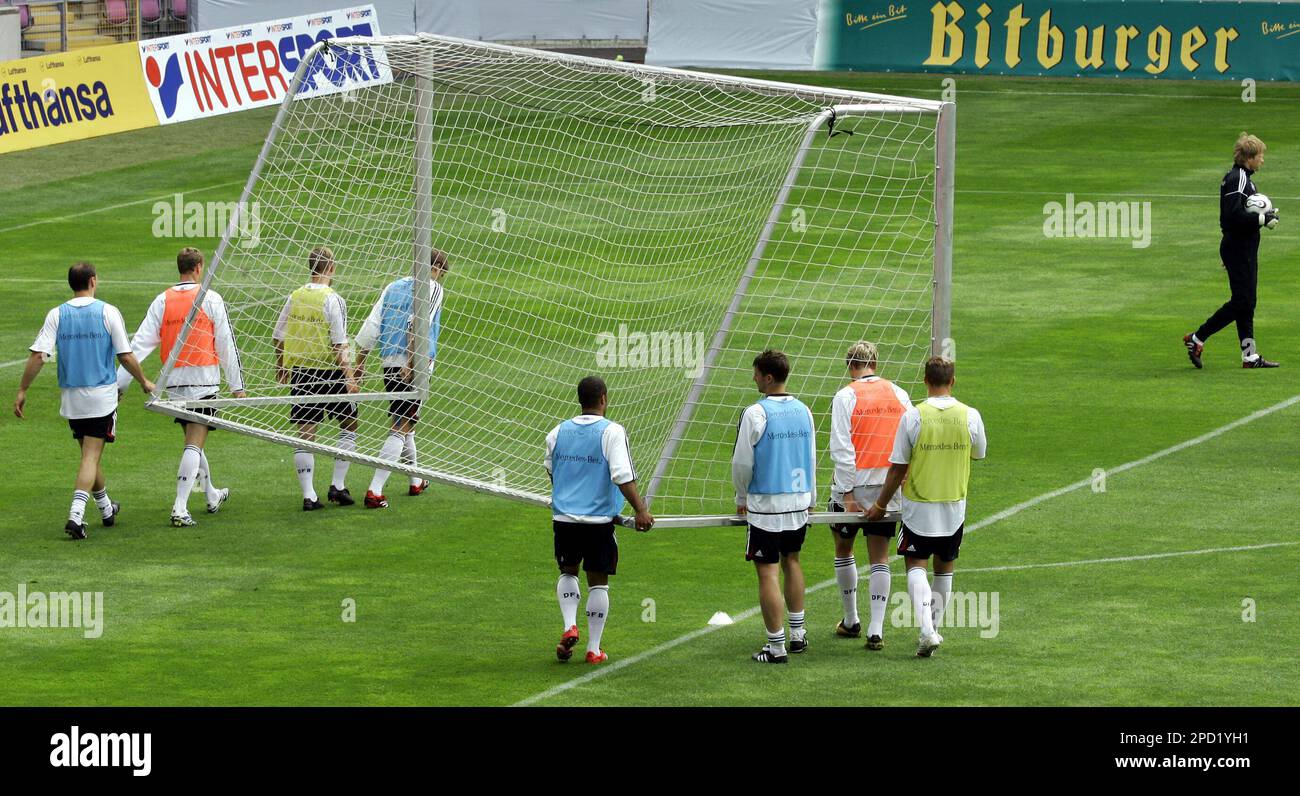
[
  {"xmin": 752, "ymin": 645, "xmax": 788, "ymax": 664},
  {"xmin": 64, "ymin": 520, "xmax": 87, "ymax": 540},
  {"xmin": 1243, "ymin": 356, "xmax": 1279, "ymax": 369},
  {"xmin": 789, "ymin": 636, "xmax": 808, "ymax": 654},
  {"xmin": 865, "ymin": 635, "xmax": 884, "ymax": 651},
  {"xmin": 1183, "ymin": 334, "xmax": 1204, "ymax": 369},
  {"xmin": 303, "ymin": 498, "xmax": 325, "ymax": 512},
  {"xmin": 835, "ymin": 620, "xmax": 861, "ymax": 638},
  {"xmin": 102, "ymin": 501, "xmax": 120, "ymax": 527},
  {"xmin": 327, "ymin": 486, "xmax": 355, "ymax": 506}
]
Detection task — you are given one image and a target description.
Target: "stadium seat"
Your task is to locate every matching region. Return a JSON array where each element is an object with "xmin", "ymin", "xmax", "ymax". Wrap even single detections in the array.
[
  {"xmin": 104, "ymin": 0, "xmax": 128, "ymax": 25},
  {"xmin": 170, "ymin": 0, "xmax": 187, "ymax": 22},
  {"xmin": 141, "ymin": 0, "xmax": 162, "ymax": 24}
]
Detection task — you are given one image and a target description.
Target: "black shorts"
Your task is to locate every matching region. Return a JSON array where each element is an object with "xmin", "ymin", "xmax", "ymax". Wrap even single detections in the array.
[
  {"xmin": 554, "ymin": 520, "xmax": 618, "ymax": 575},
  {"xmin": 289, "ymin": 368, "xmax": 358, "ymax": 425},
  {"xmin": 174, "ymin": 394, "xmax": 219, "ymax": 429},
  {"xmin": 69, "ymin": 411, "xmax": 116, "ymax": 442},
  {"xmin": 897, "ymin": 523, "xmax": 964, "ymax": 562},
  {"xmin": 828, "ymin": 498, "xmax": 897, "ymax": 539},
  {"xmin": 383, "ymin": 367, "xmax": 421, "ymax": 425},
  {"xmin": 746, "ymin": 524, "xmax": 807, "ymax": 563}
]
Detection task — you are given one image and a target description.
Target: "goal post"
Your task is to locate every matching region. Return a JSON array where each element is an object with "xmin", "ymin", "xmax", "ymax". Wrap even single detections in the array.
[{"xmin": 147, "ymin": 34, "xmax": 951, "ymax": 526}]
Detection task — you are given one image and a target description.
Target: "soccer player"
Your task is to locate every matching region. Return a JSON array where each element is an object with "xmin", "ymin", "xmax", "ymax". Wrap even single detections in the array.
[
  {"xmin": 864, "ymin": 356, "xmax": 986, "ymax": 657},
  {"xmin": 544, "ymin": 376, "xmax": 654, "ymax": 664},
  {"xmin": 272, "ymin": 245, "xmax": 360, "ymax": 511},
  {"xmin": 115, "ymin": 247, "xmax": 246, "ymax": 527},
  {"xmin": 353, "ymin": 249, "xmax": 449, "ymax": 508},
  {"xmin": 827, "ymin": 341, "xmax": 910, "ymax": 650},
  {"xmin": 1184, "ymin": 132, "xmax": 1281, "ymax": 369},
  {"xmin": 13, "ymin": 263, "xmax": 155, "ymax": 539},
  {"xmin": 732, "ymin": 350, "xmax": 816, "ymax": 664}
]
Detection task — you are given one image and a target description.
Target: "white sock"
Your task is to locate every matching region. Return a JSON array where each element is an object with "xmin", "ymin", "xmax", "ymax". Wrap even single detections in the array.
[
  {"xmin": 585, "ymin": 585, "xmax": 609, "ymax": 654},
  {"xmin": 368, "ymin": 432, "xmax": 405, "ymax": 495},
  {"xmin": 557, "ymin": 574, "xmax": 581, "ymax": 628},
  {"xmin": 1242, "ymin": 338, "xmax": 1258, "ymax": 362},
  {"xmin": 908, "ymin": 567, "xmax": 935, "ymax": 637},
  {"xmin": 69, "ymin": 490, "xmax": 89, "ymax": 524},
  {"xmin": 333, "ymin": 431, "xmax": 356, "ymax": 489},
  {"xmin": 788, "ymin": 609, "xmax": 806, "ymax": 641},
  {"xmin": 765, "ymin": 627, "xmax": 786, "ymax": 656},
  {"xmin": 867, "ymin": 564, "xmax": 891, "ymax": 638},
  {"xmin": 403, "ymin": 432, "xmax": 420, "ymax": 486},
  {"xmin": 932, "ymin": 572, "xmax": 953, "ymax": 629},
  {"xmin": 294, "ymin": 450, "xmax": 316, "ymax": 501},
  {"xmin": 174, "ymin": 445, "xmax": 201, "ymax": 515},
  {"xmin": 92, "ymin": 488, "xmax": 113, "ymax": 519},
  {"xmin": 197, "ymin": 449, "xmax": 220, "ymax": 502},
  {"xmin": 834, "ymin": 556, "xmax": 858, "ymax": 627},
  {"xmin": 1191, "ymin": 333, "xmax": 1203, "ymax": 346}
]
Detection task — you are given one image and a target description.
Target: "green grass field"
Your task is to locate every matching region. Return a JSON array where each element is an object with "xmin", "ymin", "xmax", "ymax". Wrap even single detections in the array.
[{"xmin": 1, "ymin": 71, "xmax": 1297, "ymax": 706}]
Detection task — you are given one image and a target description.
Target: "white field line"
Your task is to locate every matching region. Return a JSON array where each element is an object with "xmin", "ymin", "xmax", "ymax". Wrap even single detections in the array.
[
  {"xmin": 1, "ymin": 358, "xmax": 30, "ymax": 369},
  {"xmin": 0, "ymin": 181, "xmax": 244, "ymax": 236},
  {"xmin": 513, "ymin": 393, "xmax": 1300, "ymax": 706}
]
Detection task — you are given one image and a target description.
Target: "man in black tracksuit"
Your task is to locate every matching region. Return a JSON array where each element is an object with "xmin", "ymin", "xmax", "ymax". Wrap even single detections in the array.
[{"xmin": 1185, "ymin": 133, "xmax": 1280, "ymax": 369}]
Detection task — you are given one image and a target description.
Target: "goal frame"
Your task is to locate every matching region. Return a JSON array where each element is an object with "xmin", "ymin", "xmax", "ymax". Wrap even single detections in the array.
[{"xmin": 144, "ymin": 34, "xmax": 954, "ymax": 528}]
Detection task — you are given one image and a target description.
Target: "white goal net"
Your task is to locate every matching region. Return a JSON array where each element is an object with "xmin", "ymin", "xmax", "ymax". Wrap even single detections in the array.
[{"xmin": 150, "ymin": 34, "xmax": 954, "ymax": 522}]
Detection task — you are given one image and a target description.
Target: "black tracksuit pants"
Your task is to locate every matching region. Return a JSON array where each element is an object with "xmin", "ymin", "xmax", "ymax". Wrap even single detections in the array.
[{"xmin": 1196, "ymin": 234, "xmax": 1259, "ymax": 348}]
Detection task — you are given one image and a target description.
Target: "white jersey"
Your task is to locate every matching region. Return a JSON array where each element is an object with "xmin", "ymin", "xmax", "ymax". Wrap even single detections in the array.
[
  {"xmin": 355, "ymin": 280, "xmax": 445, "ymax": 368},
  {"xmin": 889, "ymin": 395, "xmax": 987, "ymax": 536},
  {"xmin": 114, "ymin": 282, "xmax": 244, "ymax": 400},
  {"xmin": 828, "ymin": 375, "xmax": 912, "ymax": 511},
  {"xmin": 731, "ymin": 395, "xmax": 817, "ymax": 533},
  {"xmin": 30, "ymin": 297, "xmax": 132, "ymax": 420},
  {"xmin": 544, "ymin": 414, "xmax": 635, "ymax": 524}
]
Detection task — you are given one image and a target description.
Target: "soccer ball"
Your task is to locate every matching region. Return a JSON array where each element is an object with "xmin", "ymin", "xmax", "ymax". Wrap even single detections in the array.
[{"xmin": 1245, "ymin": 193, "xmax": 1273, "ymax": 215}]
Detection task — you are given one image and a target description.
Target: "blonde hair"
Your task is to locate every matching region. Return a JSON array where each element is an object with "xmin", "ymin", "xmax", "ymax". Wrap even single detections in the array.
[
  {"xmin": 308, "ymin": 245, "xmax": 335, "ymax": 275},
  {"xmin": 846, "ymin": 341, "xmax": 878, "ymax": 371},
  {"xmin": 1234, "ymin": 132, "xmax": 1266, "ymax": 167}
]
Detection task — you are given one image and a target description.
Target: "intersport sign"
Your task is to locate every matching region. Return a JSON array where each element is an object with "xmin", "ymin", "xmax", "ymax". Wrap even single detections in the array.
[{"xmin": 138, "ymin": 5, "xmax": 392, "ymax": 125}]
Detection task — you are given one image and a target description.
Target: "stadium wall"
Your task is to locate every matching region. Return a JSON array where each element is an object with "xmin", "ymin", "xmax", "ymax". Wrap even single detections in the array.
[
  {"xmin": 191, "ymin": 0, "xmax": 649, "ymax": 41},
  {"xmin": 647, "ymin": 0, "xmax": 1300, "ymax": 80}
]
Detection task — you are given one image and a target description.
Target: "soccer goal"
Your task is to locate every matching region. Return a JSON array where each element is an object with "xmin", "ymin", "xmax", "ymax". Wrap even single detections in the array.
[{"xmin": 149, "ymin": 34, "xmax": 954, "ymax": 528}]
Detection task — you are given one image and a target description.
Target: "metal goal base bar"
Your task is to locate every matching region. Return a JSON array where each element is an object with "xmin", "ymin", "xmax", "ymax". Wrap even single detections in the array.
[{"xmin": 617, "ymin": 511, "xmax": 901, "ymax": 530}]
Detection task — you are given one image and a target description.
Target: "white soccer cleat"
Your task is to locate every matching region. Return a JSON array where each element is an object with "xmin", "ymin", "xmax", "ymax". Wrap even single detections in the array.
[
  {"xmin": 916, "ymin": 631, "xmax": 943, "ymax": 658},
  {"xmin": 171, "ymin": 513, "xmax": 198, "ymax": 528},
  {"xmin": 207, "ymin": 488, "xmax": 230, "ymax": 514}
]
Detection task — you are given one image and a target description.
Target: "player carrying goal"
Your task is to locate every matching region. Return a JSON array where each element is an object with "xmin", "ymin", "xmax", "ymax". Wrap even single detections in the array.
[
  {"xmin": 272, "ymin": 246, "xmax": 361, "ymax": 511},
  {"xmin": 354, "ymin": 249, "xmax": 449, "ymax": 508},
  {"xmin": 827, "ymin": 341, "xmax": 910, "ymax": 650},
  {"xmin": 116, "ymin": 247, "xmax": 246, "ymax": 528}
]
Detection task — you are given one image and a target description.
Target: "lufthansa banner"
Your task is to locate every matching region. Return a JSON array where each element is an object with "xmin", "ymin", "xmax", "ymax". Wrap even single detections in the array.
[
  {"xmin": 0, "ymin": 43, "xmax": 159, "ymax": 155},
  {"xmin": 137, "ymin": 4, "xmax": 391, "ymax": 126},
  {"xmin": 817, "ymin": 0, "xmax": 1300, "ymax": 81}
]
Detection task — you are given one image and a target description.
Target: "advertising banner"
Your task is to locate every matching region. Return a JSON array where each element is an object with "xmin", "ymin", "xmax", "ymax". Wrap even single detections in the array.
[
  {"xmin": 818, "ymin": 0, "xmax": 1300, "ymax": 81},
  {"xmin": 0, "ymin": 43, "xmax": 159, "ymax": 155},
  {"xmin": 137, "ymin": 4, "xmax": 391, "ymax": 126}
]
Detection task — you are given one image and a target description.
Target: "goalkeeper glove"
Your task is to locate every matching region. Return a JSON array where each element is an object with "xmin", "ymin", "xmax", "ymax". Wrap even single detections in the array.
[{"xmin": 1263, "ymin": 209, "xmax": 1280, "ymax": 230}]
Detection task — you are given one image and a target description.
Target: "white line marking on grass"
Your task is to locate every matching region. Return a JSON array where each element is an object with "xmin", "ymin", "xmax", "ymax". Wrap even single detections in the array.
[
  {"xmin": 0, "ymin": 181, "xmax": 244, "ymax": 235},
  {"xmin": 955, "ymin": 541, "xmax": 1300, "ymax": 575},
  {"xmin": 1, "ymin": 358, "xmax": 30, "ymax": 369},
  {"xmin": 955, "ymin": 189, "xmax": 1300, "ymax": 202},
  {"xmin": 513, "ymin": 393, "xmax": 1300, "ymax": 707}
]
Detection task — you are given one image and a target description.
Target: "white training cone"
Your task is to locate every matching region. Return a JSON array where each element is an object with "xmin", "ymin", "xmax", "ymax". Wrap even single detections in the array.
[{"xmin": 707, "ymin": 611, "xmax": 734, "ymax": 626}]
